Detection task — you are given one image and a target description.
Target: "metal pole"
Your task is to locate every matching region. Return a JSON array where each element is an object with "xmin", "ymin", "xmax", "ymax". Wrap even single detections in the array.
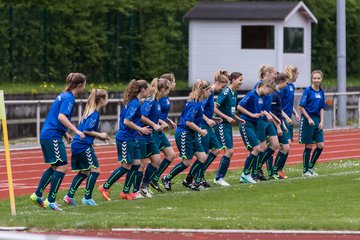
[
  {"xmin": 43, "ymin": 6, "xmax": 49, "ymax": 82},
  {"xmin": 358, "ymin": 94, "xmax": 360, "ymax": 128},
  {"xmin": 36, "ymin": 103, "xmax": 40, "ymax": 146},
  {"xmin": 333, "ymin": 96, "xmax": 337, "ymax": 129},
  {"xmin": 115, "ymin": 11, "xmax": 121, "ymax": 83},
  {"xmin": 8, "ymin": 6, "xmax": 13, "ymax": 82},
  {"xmin": 337, "ymin": 0, "xmax": 346, "ymax": 126}
]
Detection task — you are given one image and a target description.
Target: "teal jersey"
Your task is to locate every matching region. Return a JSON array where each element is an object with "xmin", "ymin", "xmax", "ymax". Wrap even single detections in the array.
[{"xmin": 215, "ymin": 86, "xmax": 237, "ymax": 120}]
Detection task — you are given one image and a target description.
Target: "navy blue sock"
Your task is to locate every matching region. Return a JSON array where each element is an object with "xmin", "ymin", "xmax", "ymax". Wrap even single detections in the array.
[
  {"xmin": 67, "ymin": 172, "xmax": 87, "ymax": 198},
  {"xmin": 123, "ymin": 165, "xmax": 140, "ymax": 193},
  {"xmin": 260, "ymin": 147, "xmax": 275, "ymax": 169},
  {"xmin": 309, "ymin": 148, "xmax": 323, "ymax": 169},
  {"xmin": 142, "ymin": 163, "xmax": 158, "ymax": 184},
  {"xmin": 47, "ymin": 171, "xmax": 65, "ymax": 203},
  {"xmin": 216, "ymin": 155, "xmax": 230, "ymax": 180},
  {"xmin": 35, "ymin": 167, "xmax": 54, "ymax": 197},
  {"xmin": 255, "ymin": 152, "xmax": 264, "ymax": 171},
  {"xmin": 195, "ymin": 162, "xmax": 204, "ymax": 184},
  {"xmin": 84, "ymin": 172, "xmax": 99, "ymax": 199},
  {"xmin": 166, "ymin": 162, "xmax": 188, "ymax": 181},
  {"xmin": 133, "ymin": 170, "xmax": 143, "ymax": 193},
  {"xmin": 188, "ymin": 159, "xmax": 201, "ymax": 181},
  {"xmin": 266, "ymin": 155, "xmax": 274, "ymax": 176},
  {"xmin": 153, "ymin": 158, "xmax": 171, "ymax": 182},
  {"xmin": 252, "ymin": 153, "xmax": 262, "ymax": 176},
  {"xmin": 279, "ymin": 152, "xmax": 289, "ymax": 170},
  {"xmin": 303, "ymin": 148, "xmax": 312, "ymax": 173},
  {"xmin": 202, "ymin": 153, "xmax": 216, "ymax": 174},
  {"xmin": 103, "ymin": 166, "xmax": 129, "ymax": 189},
  {"xmin": 243, "ymin": 154, "xmax": 257, "ymax": 175},
  {"xmin": 273, "ymin": 151, "xmax": 286, "ymax": 173}
]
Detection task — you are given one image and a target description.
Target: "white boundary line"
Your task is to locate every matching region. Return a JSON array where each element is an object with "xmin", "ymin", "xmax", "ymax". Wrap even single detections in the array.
[
  {"xmin": 0, "ymin": 231, "xmax": 122, "ymax": 240},
  {"xmin": 111, "ymin": 228, "xmax": 360, "ymax": 235}
]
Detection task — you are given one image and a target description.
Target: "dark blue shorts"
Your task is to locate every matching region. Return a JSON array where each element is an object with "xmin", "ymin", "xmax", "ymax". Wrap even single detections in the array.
[
  {"xmin": 214, "ymin": 122, "xmax": 233, "ymax": 149},
  {"xmin": 153, "ymin": 131, "xmax": 171, "ymax": 150},
  {"xmin": 239, "ymin": 121, "xmax": 259, "ymax": 151},
  {"xmin": 116, "ymin": 139, "xmax": 140, "ymax": 164},
  {"xmin": 71, "ymin": 147, "xmax": 99, "ymax": 171},
  {"xmin": 298, "ymin": 115, "xmax": 324, "ymax": 144},
  {"xmin": 257, "ymin": 119, "xmax": 277, "ymax": 142},
  {"xmin": 139, "ymin": 136, "xmax": 161, "ymax": 159},
  {"xmin": 199, "ymin": 124, "xmax": 222, "ymax": 153},
  {"xmin": 40, "ymin": 139, "xmax": 68, "ymax": 166},
  {"xmin": 175, "ymin": 130, "xmax": 205, "ymax": 159}
]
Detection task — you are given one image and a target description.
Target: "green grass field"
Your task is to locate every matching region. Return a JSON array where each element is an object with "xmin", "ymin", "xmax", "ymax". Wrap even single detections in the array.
[{"xmin": 1, "ymin": 159, "xmax": 359, "ymax": 231}]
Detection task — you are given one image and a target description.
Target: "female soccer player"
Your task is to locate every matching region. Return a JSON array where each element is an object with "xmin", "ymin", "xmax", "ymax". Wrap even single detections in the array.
[
  {"xmin": 63, "ymin": 89, "xmax": 109, "ymax": 206},
  {"xmin": 269, "ymin": 73, "xmax": 291, "ymax": 177},
  {"xmin": 212, "ymin": 72, "xmax": 244, "ymax": 186},
  {"xmin": 133, "ymin": 78, "xmax": 171, "ymax": 198},
  {"xmin": 150, "ymin": 73, "xmax": 177, "ymax": 192},
  {"xmin": 98, "ymin": 79, "xmax": 151, "ymax": 201},
  {"xmin": 299, "ymin": 70, "xmax": 326, "ymax": 177},
  {"xmin": 252, "ymin": 65, "xmax": 279, "ymax": 181},
  {"xmin": 277, "ymin": 65, "xmax": 301, "ymax": 178},
  {"xmin": 161, "ymin": 79, "xmax": 211, "ymax": 191},
  {"xmin": 238, "ymin": 80, "xmax": 274, "ymax": 183},
  {"xmin": 183, "ymin": 70, "xmax": 228, "ymax": 188},
  {"xmin": 30, "ymin": 72, "xmax": 86, "ymax": 211}
]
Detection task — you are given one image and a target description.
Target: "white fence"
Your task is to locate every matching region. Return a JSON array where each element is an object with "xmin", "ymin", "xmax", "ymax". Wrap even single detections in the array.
[{"xmin": 2, "ymin": 92, "xmax": 360, "ymax": 146}]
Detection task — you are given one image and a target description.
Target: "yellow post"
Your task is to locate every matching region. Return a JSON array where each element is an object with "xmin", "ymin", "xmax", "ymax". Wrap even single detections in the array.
[{"xmin": 0, "ymin": 90, "xmax": 16, "ymax": 216}]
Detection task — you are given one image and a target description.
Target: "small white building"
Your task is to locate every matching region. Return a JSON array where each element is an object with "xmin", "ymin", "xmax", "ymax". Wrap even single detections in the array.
[{"xmin": 184, "ymin": 1, "xmax": 318, "ymax": 89}]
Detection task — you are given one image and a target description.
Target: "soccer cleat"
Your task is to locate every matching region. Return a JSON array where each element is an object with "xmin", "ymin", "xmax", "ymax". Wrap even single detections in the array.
[
  {"xmin": 44, "ymin": 199, "xmax": 63, "ymax": 211},
  {"xmin": 98, "ymin": 185, "xmax": 111, "ymax": 201},
  {"xmin": 130, "ymin": 192, "xmax": 145, "ymax": 200},
  {"xmin": 30, "ymin": 193, "xmax": 45, "ymax": 208},
  {"xmin": 182, "ymin": 179, "xmax": 191, "ymax": 188},
  {"xmin": 82, "ymin": 197, "xmax": 97, "ymax": 206},
  {"xmin": 200, "ymin": 179, "xmax": 210, "ymax": 188},
  {"xmin": 268, "ymin": 173, "xmax": 280, "ymax": 180},
  {"xmin": 278, "ymin": 170, "xmax": 288, "ymax": 179},
  {"xmin": 302, "ymin": 171, "xmax": 314, "ymax": 177},
  {"xmin": 63, "ymin": 195, "xmax": 78, "ymax": 206},
  {"xmin": 240, "ymin": 173, "xmax": 257, "ymax": 184},
  {"xmin": 213, "ymin": 177, "xmax": 230, "ymax": 186},
  {"xmin": 150, "ymin": 180, "xmax": 164, "ymax": 193},
  {"xmin": 140, "ymin": 187, "xmax": 153, "ymax": 198},
  {"xmin": 257, "ymin": 169, "xmax": 267, "ymax": 181},
  {"xmin": 308, "ymin": 168, "xmax": 319, "ymax": 177},
  {"xmin": 161, "ymin": 176, "xmax": 172, "ymax": 191},
  {"xmin": 189, "ymin": 182, "xmax": 203, "ymax": 191},
  {"xmin": 120, "ymin": 191, "xmax": 133, "ymax": 201}
]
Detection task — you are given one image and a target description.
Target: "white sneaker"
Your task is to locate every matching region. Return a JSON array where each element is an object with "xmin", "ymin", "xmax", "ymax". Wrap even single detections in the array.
[
  {"xmin": 140, "ymin": 188, "xmax": 153, "ymax": 198},
  {"xmin": 240, "ymin": 173, "xmax": 257, "ymax": 184},
  {"xmin": 302, "ymin": 171, "xmax": 314, "ymax": 177},
  {"xmin": 308, "ymin": 168, "xmax": 319, "ymax": 177},
  {"xmin": 131, "ymin": 192, "xmax": 144, "ymax": 200},
  {"xmin": 213, "ymin": 178, "xmax": 230, "ymax": 186}
]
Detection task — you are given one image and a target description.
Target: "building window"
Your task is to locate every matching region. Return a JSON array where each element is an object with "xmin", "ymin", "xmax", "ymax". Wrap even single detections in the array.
[
  {"xmin": 241, "ymin": 25, "xmax": 274, "ymax": 49},
  {"xmin": 284, "ymin": 27, "xmax": 304, "ymax": 53}
]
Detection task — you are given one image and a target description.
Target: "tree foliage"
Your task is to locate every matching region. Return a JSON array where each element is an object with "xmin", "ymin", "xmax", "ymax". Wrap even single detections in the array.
[{"xmin": 0, "ymin": 0, "xmax": 359, "ymax": 85}]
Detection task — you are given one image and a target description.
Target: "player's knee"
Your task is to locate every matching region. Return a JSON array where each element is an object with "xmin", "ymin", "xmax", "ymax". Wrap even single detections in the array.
[
  {"xmin": 252, "ymin": 145, "xmax": 262, "ymax": 155},
  {"xmin": 166, "ymin": 152, "xmax": 176, "ymax": 162},
  {"xmin": 281, "ymin": 144, "xmax": 290, "ymax": 153},
  {"xmin": 91, "ymin": 167, "xmax": 100, "ymax": 173},
  {"xmin": 211, "ymin": 148, "xmax": 220, "ymax": 156},
  {"xmin": 183, "ymin": 159, "xmax": 192, "ymax": 167},
  {"xmin": 317, "ymin": 142, "xmax": 324, "ymax": 149},
  {"xmin": 225, "ymin": 148, "xmax": 233, "ymax": 157}
]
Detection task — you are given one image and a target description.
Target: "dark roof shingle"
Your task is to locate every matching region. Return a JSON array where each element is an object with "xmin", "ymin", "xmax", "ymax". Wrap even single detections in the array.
[{"xmin": 184, "ymin": 1, "xmax": 299, "ymax": 20}]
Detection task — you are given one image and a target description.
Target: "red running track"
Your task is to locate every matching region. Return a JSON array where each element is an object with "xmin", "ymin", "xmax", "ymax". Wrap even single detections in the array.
[{"xmin": 1, "ymin": 129, "xmax": 360, "ymax": 200}]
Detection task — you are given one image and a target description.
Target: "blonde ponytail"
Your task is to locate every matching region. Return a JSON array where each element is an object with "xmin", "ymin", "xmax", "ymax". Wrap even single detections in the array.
[{"xmin": 82, "ymin": 89, "xmax": 108, "ymax": 120}]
